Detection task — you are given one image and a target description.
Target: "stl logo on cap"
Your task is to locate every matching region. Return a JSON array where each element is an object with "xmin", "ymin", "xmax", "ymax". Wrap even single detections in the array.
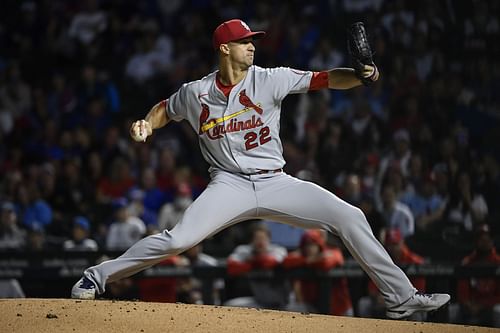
[
  {"xmin": 212, "ymin": 19, "xmax": 266, "ymax": 50},
  {"xmin": 240, "ymin": 20, "xmax": 250, "ymax": 31}
]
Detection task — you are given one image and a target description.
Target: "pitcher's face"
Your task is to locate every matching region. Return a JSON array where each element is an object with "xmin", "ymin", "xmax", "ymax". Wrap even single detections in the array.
[{"xmin": 227, "ymin": 37, "xmax": 255, "ymax": 69}]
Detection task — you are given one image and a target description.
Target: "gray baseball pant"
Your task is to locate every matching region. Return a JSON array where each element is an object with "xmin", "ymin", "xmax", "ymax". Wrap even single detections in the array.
[{"xmin": 84, "ymin": 169, "xmax": 416, "ymax": 307}]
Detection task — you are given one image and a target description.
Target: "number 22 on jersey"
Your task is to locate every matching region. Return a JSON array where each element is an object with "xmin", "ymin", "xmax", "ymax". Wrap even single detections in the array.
[{"xmin": 244, "ymin": 126, "xmax": 271, "ymax": 150}]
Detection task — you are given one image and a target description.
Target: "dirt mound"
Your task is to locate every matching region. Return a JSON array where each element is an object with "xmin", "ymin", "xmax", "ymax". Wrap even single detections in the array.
[{"xmin": 0, "ymin": 299, "xmax": 495, "ymax": 333}]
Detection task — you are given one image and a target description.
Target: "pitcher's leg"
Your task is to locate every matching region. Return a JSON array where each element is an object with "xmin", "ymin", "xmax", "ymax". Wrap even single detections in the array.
[
  {"xmin": 84, "ymin": 173, "xmax": 257, "ymax": 294},
  {"xmin": 257, "ymin": 174, "xmax": 415, "ymax": 307}
]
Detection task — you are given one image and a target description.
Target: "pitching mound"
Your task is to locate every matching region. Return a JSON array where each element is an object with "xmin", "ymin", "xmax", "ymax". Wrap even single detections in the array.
[{"xmin": 0, "ymin": 299, "xmax": 495, "ymax": 333}]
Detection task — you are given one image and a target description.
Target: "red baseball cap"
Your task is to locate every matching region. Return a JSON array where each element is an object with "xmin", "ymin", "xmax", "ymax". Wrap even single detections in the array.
[{"xmin": 212, "ymin": 19, "xmax": 266, "ymax": 50}]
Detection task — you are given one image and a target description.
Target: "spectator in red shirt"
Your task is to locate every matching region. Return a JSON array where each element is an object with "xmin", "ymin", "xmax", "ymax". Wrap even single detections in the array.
[
  {"xmin": 357, "ymin": 228, "xmax": 426, "ymax": 320},
  {"xmin": 283, "ymin": 229, "xmax": 353, "ymax": 316},
  {"xmin": 97, "ymin": 156, "xmax": 135, "ymax": 202},
  {"xmin": 454, "ymin": 224, "xmax": 500, "ymax": 327},
  {"xmin": 224, "ymin": 223, "xmax": 288, "ymax": 309}
]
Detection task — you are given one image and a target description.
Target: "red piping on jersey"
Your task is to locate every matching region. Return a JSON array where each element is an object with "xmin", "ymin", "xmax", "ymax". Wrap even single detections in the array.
[
  {"xmin": 216, "ymin": 74, "xmax": 236, "ymax": 97},
  {"xmin": 309, "ymin": 71, "xmax": 329, "ymax": 90}
]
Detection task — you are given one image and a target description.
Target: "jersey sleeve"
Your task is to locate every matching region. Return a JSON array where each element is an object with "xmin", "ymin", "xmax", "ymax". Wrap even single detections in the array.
[
  {"xmin": 309, "ymin": 71, "xmax": 329, "ymax": 90},
  {"xmin": 269, "ymin": 67, "xmax": 313, "ymax": 101},
  {"xmin": 166, "ymin": 83, "xmax": 190, "ymax": 122}
]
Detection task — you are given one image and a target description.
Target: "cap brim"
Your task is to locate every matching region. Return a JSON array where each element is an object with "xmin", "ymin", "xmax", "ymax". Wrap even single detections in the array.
[{"xmin": 233, "ymin": 31, "xmax": 266, "ymax": 43}]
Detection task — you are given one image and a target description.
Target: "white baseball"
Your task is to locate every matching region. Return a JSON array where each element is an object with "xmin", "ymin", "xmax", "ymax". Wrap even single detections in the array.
[{"xmin": 131, "ymin": 120, "xmax": 149, "ymax": 142}]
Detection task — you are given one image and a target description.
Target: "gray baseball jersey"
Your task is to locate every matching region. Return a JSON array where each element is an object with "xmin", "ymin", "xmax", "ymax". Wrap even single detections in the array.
[
  {"xmin": 82, "ymin": 65, "xmax": 418, "ymax": 309},
  {"xmin": 167, "ymin": 65, "xmax": 312, "ymax": 174}
]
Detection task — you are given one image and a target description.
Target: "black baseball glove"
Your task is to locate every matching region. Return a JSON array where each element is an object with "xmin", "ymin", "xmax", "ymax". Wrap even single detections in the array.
[{"xmin": 348, "ymin": 22, "xmax": 378, "ymax": 85}]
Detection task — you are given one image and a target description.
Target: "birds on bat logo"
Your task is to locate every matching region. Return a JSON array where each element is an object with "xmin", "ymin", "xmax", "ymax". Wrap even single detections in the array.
[{"xmin": 198, "ymin": 89, "xmax": 264, "ymax": 139}]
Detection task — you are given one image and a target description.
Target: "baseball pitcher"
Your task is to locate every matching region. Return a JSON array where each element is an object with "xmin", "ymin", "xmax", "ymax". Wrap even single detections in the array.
[{"xmin": 72, "ymin": 19, "xmax": 450, "ymax": 319}]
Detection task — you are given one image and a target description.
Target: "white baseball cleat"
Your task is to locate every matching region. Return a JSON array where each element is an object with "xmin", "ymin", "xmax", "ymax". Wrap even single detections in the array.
[
  {"xmin": 386, "ymin": 292, "xmax": 451, "ymax": 319},
  {"xmin": 71, "ymin": 276, "xmax": 97, "ymax": 300}
]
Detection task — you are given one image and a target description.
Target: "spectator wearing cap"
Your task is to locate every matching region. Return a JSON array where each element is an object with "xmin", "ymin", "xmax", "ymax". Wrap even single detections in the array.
[
  {"xmin": 380, "ymin": 184, "xmax": 415, "ymax": 239},
  {"xmin": 453, "ymin": 224, "xmax": 500, "ymax": 327},
  {"xmin": 157, "ymin": 183, "xmax": 193, "ymax": 231},
  {"xmin": 63, "ymin": 216, "xmax": 98, "ymax": 251},
  {"xmin": 357, "ymin": 228, "xmax": 426, "ymax": 320},
  {"xmin": 0, "ymin": 201, "xmax": 26, "ymax": 250},
  {"xmin": 283, "ymin": 229, "xmax": 353, "ymax": 316},
  {"xmin": 106, "ymin": 197, "xmax": 146, "ymax": 250}
]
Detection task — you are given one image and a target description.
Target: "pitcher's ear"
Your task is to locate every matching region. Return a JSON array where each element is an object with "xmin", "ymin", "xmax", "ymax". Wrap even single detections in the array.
[{"xmin": 220, "ymin": 43, "xmax": 230, "ymax": 55}]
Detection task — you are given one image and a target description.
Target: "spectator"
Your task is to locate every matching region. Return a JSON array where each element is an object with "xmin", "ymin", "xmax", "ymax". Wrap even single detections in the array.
[
  {"xmin": 0, "ymin": 62, "xmax": 32, "ymax": 120},
  {"xmin": 283, "ymin": 229, "xmax": 353, "ymax": 316},
  {"xmin": 25, "ymin": 222, "xmax": 46, "ymax": 251},
  {"xmin": 46, "ymin": 72, "xmax": 77, "ymax": 125},
  {"xmin": 308, "ymin": 38, "xmax": 344, "ymax": 70},
  {"xmin": 378, "ymin": 129, "xmax": 412, "ymax": 182},
  {"xmin": 63, "ymin": 216, "xmax": 98, "ymax": 251},
  {"xmin": 17, "ymin": 182, "xmax": 53, "ymax": 230},
  {"xmin": 156, "ymin": 147, "xmax": 178, "ymax": 193},
  {"xmin": 140, "ymin": 167, "xmax": 166, "ymax": 213},
  {"xmin": 340, "ymin": 173, "xmax": 362, "ymax": 206},
  {"xmin": 68, "ymin": 0, "xmax": 107, "ymax": 46},
  {"xmin": 0, "ymin": 279, "xmax": 25, "ymax": 298},
  {"xmin": 97, "ymin": 156, "xmax": 135, "ymax": 202},
  {"xmin": 125, "ymin": 19, "xmax": 174, "ymax": 84},
  {"xmin": 401, "ymin": 174, "xmax": 446, "ymax": 233},
  {"xmin": 178, "ymin": 243, "xmax": 224, "ymax": 305},
  {"xmin": 137, "ymin": 255, "xmax": 187, "ymax": 303},
  {"xmin": 106, "ymin": 198, "xmax": 146, "ymax": 251},
  {"xmin": 127, "ymin": 188, "xmax": 157, "ymax": 228},
  {"xmin": 0, "ymin": 201, "xmax": 26, "ymax": 250},
  {"xmin": 357, "ymin": 228, "xmax": 426, "ymax": 320},
  {"xmin": 0, "ymin": 201, "xmax": 26, "ymax": 298},
  {"xmin": 158, "ymin": 182, "xmax": 193, "ymax": 231},
  {"xmin": 380, "ymin": 184, "xmax": 415, "ymax": 239},
  {"xmin": 359, "ymin": 153, "xmax": 380, "ymax": 196},
  {"xmin": 225, "ymin": 224, "xmax": 288, "ymax": 310},
  {"xmin": 184, "ymin": 242, "xmax": 219, "ymax": 267},
  {"xmin": 447, "ymin": 171, "xmax": 488, "ymax": 233},
  {"xmin": 454, "ymin": 224, "xmax": 500, "ymax": 327},
  {"xmin": 359, "ymin": 193, "xmax": 384, "ymax": 242}
]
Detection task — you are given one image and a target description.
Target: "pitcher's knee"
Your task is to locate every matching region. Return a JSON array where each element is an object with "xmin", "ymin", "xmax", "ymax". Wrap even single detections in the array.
[
  {"xmin": 335, "ymin": 206, "xmax": 369, "ymax": 233},
  {"xmin": 163, "ymin": 231, "xmax": 198, "ymax": 254}
]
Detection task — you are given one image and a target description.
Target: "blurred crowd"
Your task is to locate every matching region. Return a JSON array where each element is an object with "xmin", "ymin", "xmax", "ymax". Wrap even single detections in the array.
[{"xmin": 0, "ymin": 0, "xmax": 499, "ymax": 326}]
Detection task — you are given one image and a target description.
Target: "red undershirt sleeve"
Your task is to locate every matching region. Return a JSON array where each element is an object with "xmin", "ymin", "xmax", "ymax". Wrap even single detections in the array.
[{"xmin": 309, "ymin": 71, "xmax": 329, "ymax": 91}]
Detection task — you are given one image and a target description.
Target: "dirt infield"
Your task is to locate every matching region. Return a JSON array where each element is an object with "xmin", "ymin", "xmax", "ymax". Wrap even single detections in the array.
[{"xmin": 0, "ymin": 299, "xmax": 496, "ymax": 333}]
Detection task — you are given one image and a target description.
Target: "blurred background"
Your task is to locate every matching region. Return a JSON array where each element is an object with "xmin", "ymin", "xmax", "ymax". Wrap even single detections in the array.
[{"xmin": 0, "ymin": 0, "xmax": 499, "ymax": 327}]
